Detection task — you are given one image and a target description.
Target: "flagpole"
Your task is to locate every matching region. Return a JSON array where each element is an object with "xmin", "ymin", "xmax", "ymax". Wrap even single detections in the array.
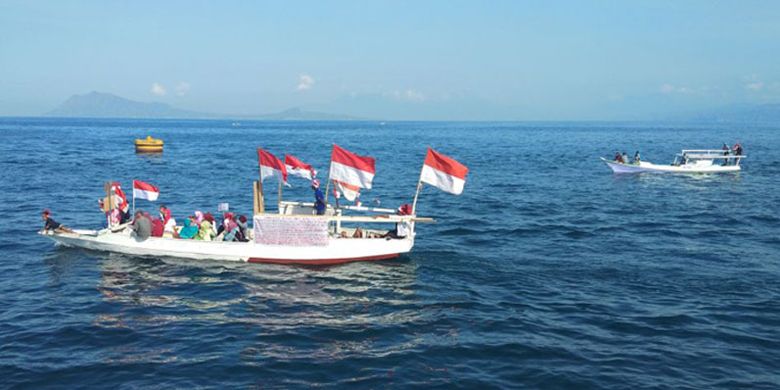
[
  {"xmin": 324, "ymin": 144, "xmax": 333, "ymax": 207},
  {"xmin": 277, "ymin": 177, "xmax": 282, "ymax": 212},
  {"xmin": 132, "ymin": 179, "xmax": 136, "ymax": 217},
  {"xmin": 411, "ymin": 181, "xmax": 423, "ymax": 214},
  {"xmin": 411, "ymin": 160, "xmax": 425, "ymax": 214},
  {"xmin": 257, "ymin": 170, "xmax": 265, "ymax": 214}
]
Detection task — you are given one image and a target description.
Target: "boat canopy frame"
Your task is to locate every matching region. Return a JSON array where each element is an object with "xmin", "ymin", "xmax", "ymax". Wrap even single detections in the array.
[{"xmin": 674, "ymin": 149, "xmax": 746, "ymax": 166}]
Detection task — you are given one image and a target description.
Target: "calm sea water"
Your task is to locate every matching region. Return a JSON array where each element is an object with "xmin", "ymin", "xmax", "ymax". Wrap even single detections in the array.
[{"xmin": 1, "ymin": 118, "xmax": 779, "ymax": 388}]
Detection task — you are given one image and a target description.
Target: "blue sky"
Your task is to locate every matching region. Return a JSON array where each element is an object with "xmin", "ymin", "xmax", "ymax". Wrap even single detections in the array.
[{"xmin": 1, "ymin": 1, "xmax": 779, "ymax": 120}]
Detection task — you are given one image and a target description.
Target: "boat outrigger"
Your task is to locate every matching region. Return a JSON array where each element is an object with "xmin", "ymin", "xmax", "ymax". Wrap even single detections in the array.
[
  {"xmin": 39, "ymin": 146, "xmax": 469, "ymax": 266},
  {"xmin": 602, "ymin": 149, "xmax": 745, "ymax": 174}
]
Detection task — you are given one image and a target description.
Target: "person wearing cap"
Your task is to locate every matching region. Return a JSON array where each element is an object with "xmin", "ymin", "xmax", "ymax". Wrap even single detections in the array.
[
  {"xmin": 311, "ymin": 179, "xmax": 326, "ymax": 215},
  {"xmin": 40, "ymin": 209, "xmax": 74, "ymax": 234}
]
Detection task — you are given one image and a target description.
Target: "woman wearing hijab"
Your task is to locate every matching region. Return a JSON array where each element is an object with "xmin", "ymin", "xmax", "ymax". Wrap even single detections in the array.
[
  {"xmin": 236, "ymin": 215, "xmax": 249, "ymax": 242},
  {"xmin": 194, "ymin": 210, "xmax": 204, "ymax": 225},
  {"xmin": 221, "ymin": 212, "xmax": 240, "ymax": 242},
  {"xmin": 178, "ymin": 217, "xmax": 199, "ymax": 239},
  {"xmin": 159, "ymin": 205, "xmax": 178, "ymax": 237},
  {"xmin": 195, "ymin": 214, "xmax": 216, "ymax": 241}
]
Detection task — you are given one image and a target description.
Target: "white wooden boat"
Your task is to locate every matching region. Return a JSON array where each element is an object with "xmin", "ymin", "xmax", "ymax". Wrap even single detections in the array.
[
  {"xmin": 602, "ymin": 149, "xmax": 745, "ymax": 174},
  {"xmin": 40, "ymin": 202, "xmax": 431, "ymax": 265}
]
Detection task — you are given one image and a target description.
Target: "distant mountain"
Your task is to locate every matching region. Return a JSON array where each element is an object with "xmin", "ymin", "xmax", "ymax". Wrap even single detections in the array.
[
  {"xmin": 45, "ymin": 91, "xmax": 360, "ymax": 120},
  {"xmin": 46, "ymin": 91, "xmax": 209, "ymax": 118},
  {"xmin": 686, "ymin": 103, "xmax": 780, "ymax": 124},
  {"xmin": 257, "ymin": 107, "xmax": 359, "ymax": 121}
]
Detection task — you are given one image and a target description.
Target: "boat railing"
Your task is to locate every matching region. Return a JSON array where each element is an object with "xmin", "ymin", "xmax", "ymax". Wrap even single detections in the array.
[
  {"xmin": 678, "ymin": 150, "xmax": 746, "ymax": 160},
  {"xmin": 276, "ymin": 200, "xmax": 434, "ymax": 224},
  {"xmin": 279, "ymin": 200, "xmax": 396, "ymax": 215},
  {"xmin": 269, "ymin": 201, "xmax": 433, "ymax": 239}
]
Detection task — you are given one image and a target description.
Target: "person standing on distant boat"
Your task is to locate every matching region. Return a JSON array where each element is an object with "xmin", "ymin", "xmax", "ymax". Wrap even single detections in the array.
[
  {"xmin": 733, "ymin": 142, "xmax": 743, "ymax": 165},
  {"xmin": 633, "ymin": 151, "xmax": 641, "ymax": 164},
  {"xmin": 312, "ymin": 179, "xmax": 326, "ymax": 215},
  {"xmin": 722, "ymin": 143, "xmax": 730, "ymax": 166}
]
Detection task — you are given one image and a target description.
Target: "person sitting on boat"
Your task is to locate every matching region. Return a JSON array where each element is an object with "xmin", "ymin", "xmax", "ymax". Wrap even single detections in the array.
[
  {"xmin": 195, "ymin": 214, "xmax": 216, "ymax": 241},
  {"xmin": 621, "ymin": 152, "xmax": 629, "ymax": 165},
  {"xmin": 221, "ymin": 212, "xmax": 241, "ymax": 241},
  {"xmin": 204, "ymin": 212, "xmax": 218, "ymax": 236},
  {"xmin": 159, "ymin": 205, "xmax": 178, "ymax": 237},
  {"xmin": 178, "ymin": 217, "xmax": 199, "ymax": 239},
  {"xmin": 312, "ymin": 179, "xmax": 326, "ymax": 215},
  {"xmin": 194, "ymin": 210, "xmax": 205, "ymax": 225},
  {"xmin": 614, "ymin": 152, "xmax": 623, "ymax": 163},
  {"xmin": 41, "ymin": 209, "xmax": 74, "ymax": 234},
  {"xmin": 129, "ymin": 210, "xmax": 152, "ymax": 241},
  {"xmin": 237, "ymin": 215, "xmax": 249, "ymax": 242},
  {"xmin": 353, "ymin": 227, "xmax": 364, "ymax": 238},
  {"xmin": 633, "ymin": 151, "xmax": 641, "ymax": 164},
  {"xmin": 380, "ymin": 204, "xmax": 413, "ymax": 239},
  {"xmin": 215, "ymin": 212, "xmax": 230, "ymax": 234},
  {"xmin": 120, "ymin": 203, "xmax": 131, "ymax": 224},
  {"xmin": 150, "ymin": 216, "xmax": 165, "ymax": 238}
]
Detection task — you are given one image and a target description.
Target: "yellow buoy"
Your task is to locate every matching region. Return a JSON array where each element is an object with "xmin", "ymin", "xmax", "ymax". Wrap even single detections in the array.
[{"xmin": 135, "ymin": 135, "xmax": 164, "ymax": 153}]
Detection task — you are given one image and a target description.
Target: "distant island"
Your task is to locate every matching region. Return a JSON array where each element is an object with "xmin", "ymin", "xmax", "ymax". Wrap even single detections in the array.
[
  {"xmin": 45, "ymin": 91, "xmax": 361, "ymax": 120},
  {"xmin": 686, "ymin": 103, "xmax": 780, "ymax": 124}
]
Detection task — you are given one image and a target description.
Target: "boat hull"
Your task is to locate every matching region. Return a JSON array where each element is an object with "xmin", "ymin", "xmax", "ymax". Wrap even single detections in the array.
[
  {"xmin": 601, "ymin": 158, "xmax": 741, "ymax": 174},
  {"xmin": 42, "ymin": 229, "xmax": 413, "ymax": 265}
]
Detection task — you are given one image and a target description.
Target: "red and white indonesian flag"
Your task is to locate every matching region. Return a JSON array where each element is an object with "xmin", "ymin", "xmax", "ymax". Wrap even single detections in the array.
[
  {"xmin": 284, "ymin": 154, "xmax": 317, "ymax": 181},
  {"xmin": 111, "ymin": 181, "xmax": 128, "ymax": 208},
  {"xmin": 258, "ymin": 148, "xmax": 288, "ymax": 185},
  {"xmin": 420, "ymin": 148, "xmax": 468, "ymax": 195},
  {"xmin": 133, "ymin": 179, "xmax": 160, "ymax": 201},
  {"xmin": 329, "ymin": 144, "xmax": 376, "ymax": 189},
  {"xmin": 332, "ymin": 180, "xmax": 361, "ymax": 202}
]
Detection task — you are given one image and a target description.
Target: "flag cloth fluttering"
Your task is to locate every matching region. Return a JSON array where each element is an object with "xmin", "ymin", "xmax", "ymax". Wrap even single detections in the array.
[
  {"xmin": 329, "ymin": 144, "xmax": 376, "ymax": 189},
  {"xmin": 133, "ymin": 180, "xmax": 160, "ymax": 201},
  {"xmin": 258, "ymin": 148, "xmax": 288, "ymax": 185},
  {"xmin": 332, "ymin": 180, "xmax": 361, "ymax": 202},
  {"xmin": 419, "ymin": 148, "xmax": 468, "ymax": 195},
  {"xmin": 284, "ymin": 154, "xmax": 317, "ymax": 181},
  {"xmin": 111, "ymin": 182, "xmax": 128, "ymax": 208}
]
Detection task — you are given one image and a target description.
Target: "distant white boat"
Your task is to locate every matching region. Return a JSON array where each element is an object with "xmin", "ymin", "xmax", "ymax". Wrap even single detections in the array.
[{"xmin": 602, "ymin": 149, "xmax": 745, "ymax": 174}]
